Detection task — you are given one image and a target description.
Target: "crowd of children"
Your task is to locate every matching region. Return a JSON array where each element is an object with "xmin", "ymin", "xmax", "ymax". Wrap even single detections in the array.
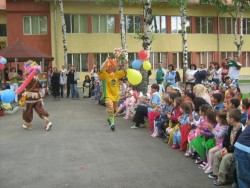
[{"xmin": 88, "ymin": 60, "xmax": 249, "ymax": 187}]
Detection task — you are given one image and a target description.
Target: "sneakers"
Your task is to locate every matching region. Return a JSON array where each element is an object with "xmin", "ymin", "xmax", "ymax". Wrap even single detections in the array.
[
  {"xmin": 130, "ymin": 125, "xmax": 139, "ymax": 129},
  {"xmin": 185, "ymin": 151, "xmax": 192, "ymax": 157},
  {"xmin": 208, "ymin": 174, "xmax": 218, "ymax": 179},
  {"xmin": 151, "ymin": 133, "xmax": 159, "ymax": 137},
  {"xmin": 171, "ymin": 144, "xmax": 180, "ymax": 149},
  {"xmin": 110, "ymin": 124, "xmax": 115, "ymax": 131},
  {"xmin": 45, "ymin": 122, "xmax": 53, "ymax": 131},
  {"xmin": 213, "ymin": 180, "xmax": 226, "ymax": 186},
  {"xmin": 195, "ymin": 158, "xmax": 203, "ymax": 164},
  {"xmin": 204, "ymin": 167, "xmax": 213, "ymax": 174},
  {"xmin": 22, "ymin": 124, "xmax": 32, "ymax": 130}
]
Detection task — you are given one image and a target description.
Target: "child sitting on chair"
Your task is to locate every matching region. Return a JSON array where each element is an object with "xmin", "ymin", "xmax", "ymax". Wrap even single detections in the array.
[{"xmin": 115, "ymin": 90, "xmax": 135, "ymax": 119}]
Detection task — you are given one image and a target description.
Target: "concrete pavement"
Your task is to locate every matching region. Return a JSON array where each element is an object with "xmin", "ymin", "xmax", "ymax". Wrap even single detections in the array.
[{"xmin": 0, "ymin": 95, "xmax": 233, "ymax": 188}]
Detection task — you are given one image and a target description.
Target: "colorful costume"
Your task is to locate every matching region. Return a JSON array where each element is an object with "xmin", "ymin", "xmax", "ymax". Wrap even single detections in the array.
[
  {"xmin": 21, "ymin": 61, "xmax": 53, "ymax": 131},
  {"xmin": 98, "ymin": 59, "xmax": 126, "ymax": 131}
]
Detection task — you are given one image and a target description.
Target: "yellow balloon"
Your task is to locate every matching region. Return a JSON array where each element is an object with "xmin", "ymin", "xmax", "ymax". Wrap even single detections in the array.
[
  {"xmin": 143, "ymin": 60, "xmax": 151, "ymax": 71},
  {"xmin": 127, "ymin": 69, "xmax": 142, "ymax": 85}
]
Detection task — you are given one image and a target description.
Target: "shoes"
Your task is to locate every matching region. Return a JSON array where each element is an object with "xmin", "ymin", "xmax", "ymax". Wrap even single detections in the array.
[
  {"xmin": 202, "ymin": 164, "xmax": 209, "ymax": 170},
  {"xmin": 185, "ymin": 151, "xmax": 192, "ymax": 157},
  {"xmin": 22, "ymin": 124, "xmax": 32, "ymax": 130},
  {"xmin": 179, "ymin": 148, "xmax": 185, "ymax": 152},
  {"xmin": 139, "ymin": 124, "xmax": 146, "ymax": 128},
  {"xmin": 191, "ymin": 152, "xmax": 198, "ymax": 159},
  {"xmin": 123, "ymin": 116, "xmax": 129, "ymax": 119},
  {"xmin": 171, "ymin": 144, "xmax": 180, "ymax": 149},
  {"xmin": 45, "ymin": 122, "xmax": 53, "ymax": 131},
  {"xmin": 208, "ymin": 174, "xmax": 218, "ymax": 179},
  {"xmin": 213, "ymin": 180, "xmax": 226, "ymax": 186},
  {"xmin": 195, "ymin": 158, "xmax": 203, "ymax": 164},
  {"xmin": 151, "ymin": 133, "xmax": 159, "ymax": 137},
  {"xmin": 204, "ymin": 167, "xmax": 213, "ymax": 174},
  {"xmin": 110, "ymin": 124, "xmax": 115, "ymax": 131},
  {"xmin": 131, "ymin": 125, "xmax": 139, "ymax": 129},
  {"xmin": 198, "ymin": 162, "xmax": 207, "ymax": 169}
]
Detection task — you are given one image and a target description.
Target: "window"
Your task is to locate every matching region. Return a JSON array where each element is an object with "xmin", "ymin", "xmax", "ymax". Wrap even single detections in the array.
[
  {"xmin": 67, "ymin": 53, "xmax": 89, "ymax": 72},
  {"xmin": 242, "ymin": 52, "xmax": 250, "ymax": 67},
  {"xmin": 92, "ymin": 15, "xmax": 115, "ymax": 33},
  {"xmin": 243, "ymin": 18, "xmax": 250, "ymax": 34},
  {"xmin": 172, "ymin": 52, "xmax": 192, "ymax": 69},
  {"xmin": 219, "ymin": 17, "xmax": 234, "ymax": 34},
  {"xmin": 149, "ymin": 52, "xmax": 168, "ymax": 69},
  {"xmin": 171, "ymin": 16, "xmax": 191, "ymax": 34},
  {"xmin": 93, "ymin": 53, "xmax": 113, "ymax": 68},
  {"xmin": 0, "ymin": 24, "xmax": 7, "ymax": 36},
  {"xmin": 221, "ymin": 52, "xmax": 237, "ymax": 60},
  {"xmin": 23, "ymin": 16, "xmax": 47, "ymax": 35},
  {"xmin": 65, "ymin": 14, "xmax": 87, "ymax": 33},
  {"xmin": 195, "ymin": 52, "xmax": 214, "ymax": 67},
  {"xmin": 127, "ymin": 53, "xmax": 137, "ymax": 68},
  {"xmin": 152, "ymin": 16, "xmax": 166, "ymax": 33},
  {"xmin": 125, "ymin": 15, "xmax": 142, "ymax": 33},
  {"xmin": 195, "ymin": 17, "xmax": 214, "ymax": 34}
]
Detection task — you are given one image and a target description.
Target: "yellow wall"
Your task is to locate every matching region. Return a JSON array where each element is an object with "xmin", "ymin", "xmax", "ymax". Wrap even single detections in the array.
[{"xmin": 50, "ymin": 2, "xmax": 250, "ymax": 81}]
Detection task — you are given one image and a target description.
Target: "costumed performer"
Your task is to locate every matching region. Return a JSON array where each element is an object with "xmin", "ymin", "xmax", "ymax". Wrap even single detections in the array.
[
  {"xmin": 21, "ymin": 60, "xmax": 53, "ymax": 131},
  {"xmin": 98, "ymin": 56, "xmax": 127, "ymax": 131}
]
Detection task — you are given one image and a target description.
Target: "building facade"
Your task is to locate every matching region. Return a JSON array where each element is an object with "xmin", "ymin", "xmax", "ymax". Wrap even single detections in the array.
[{"xmin": 1, "ymin": 0, "xmax": 250, "ymax": 79}]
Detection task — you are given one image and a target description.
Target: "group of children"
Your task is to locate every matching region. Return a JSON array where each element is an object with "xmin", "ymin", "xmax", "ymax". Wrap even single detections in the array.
[{"xmin": 100, "ymin": 76, "xmax": 250, "ymax": 187}]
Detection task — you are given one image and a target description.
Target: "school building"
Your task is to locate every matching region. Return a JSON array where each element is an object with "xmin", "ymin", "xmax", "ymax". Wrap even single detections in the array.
[{"xmin": 1, "ymin": 0, "xmax": 250, "ymax": 80}]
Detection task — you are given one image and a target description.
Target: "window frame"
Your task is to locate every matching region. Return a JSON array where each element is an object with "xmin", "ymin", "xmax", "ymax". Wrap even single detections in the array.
[
  {"xmin": 23, "ymin": 16, "xmax": 48, "ymax": 35},
  {"xmin": 67, "ymin": 53, "xmax": 89, "ymax": 72},
  {"xmin": 91, "ymin": 14, "xmax": 115, "ymax": 33}
]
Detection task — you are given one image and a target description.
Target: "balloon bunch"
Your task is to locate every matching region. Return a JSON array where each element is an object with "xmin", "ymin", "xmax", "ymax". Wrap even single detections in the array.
[
  {"xmin": 24, "ymin": 60, "xmax": 42, "ymax": 75},
  {"xmin": 131, "ymin": 50, "xmax": 151, "ymax": 71},
  {"xmin": 114, "ymin": 48, "xmax": 126, "ymax": 61},
  {"xmin": 0, "ymin": 56, "xmax": 7, "ymax": 70},
  {"xmin": 126, "ymin": 50, "xmax": 151, "ymax": 86}
]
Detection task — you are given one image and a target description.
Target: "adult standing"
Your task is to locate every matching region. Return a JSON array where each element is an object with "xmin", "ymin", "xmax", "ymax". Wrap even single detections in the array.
[
  {"xmin": 194, "ymin": 64, "xmax": 207, "ymax": 84},
  {"xmin": 221, "ymin": 59, "xmax": 229, "ymax": 83},
  {"xmin": 67, "ymin": 66, "xmax": 80, "ymax": 100},
  {"xmin": 226, "ymin": 57, "xmax": 241, "ymax": 88},
  {"xmin": 51, "ymin": 67, "xmax": 60, "ymax": 100},
  {"xmin": 155, "ymin": 62, "xmax": 166, "ymax": 85},
  {"xmin": 91, "ymin": 66, "xmax": 99, "ymax": 83},
  {"xmin": 98, "ymin": 57, "xmax": 127, "ymax": 131},
  {"xmin": 66, "ymin": 65, "xmax": 71, "ymax": 98},
  {"xmin": 209, "ymin": 62, "xmax": 222, "ymax": 85},
  {"xmin": 164, "ymin": 64, "xmax": 176, "ymax": 86},
  {"xmin": 8, "ymin": 67, "xmax": 19, "ymax": 103},
  {"xmin": 185, "ymin": 64, "xmax": 197, "ymax": 86},
  {"xmin": 61, "ymin": 65, "xmax": 67, "ymax": 92}
]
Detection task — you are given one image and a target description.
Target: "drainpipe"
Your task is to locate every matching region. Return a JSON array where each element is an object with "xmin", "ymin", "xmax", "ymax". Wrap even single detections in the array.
[{"xmin": 54, "ymin": 1, "xmax": 58, "ymax": 67}]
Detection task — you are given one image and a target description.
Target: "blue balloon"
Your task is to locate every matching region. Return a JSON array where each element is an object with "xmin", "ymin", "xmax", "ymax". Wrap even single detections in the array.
[
  {"xmin": 0, "ymin": 89, "xmax": 15, "ymax": 103},
  {"xmin": 0, "ymin": 57, "xmax": 7, "ymax": 64},
  {"xmin": 132, "ymin": 59, "xmax": 143, "ymax": 69}
]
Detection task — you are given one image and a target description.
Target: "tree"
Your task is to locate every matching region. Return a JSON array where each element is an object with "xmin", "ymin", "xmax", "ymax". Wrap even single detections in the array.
[
  {"xmin": 59, "ymin": 0, "xmax": 68, "ymax": 66},
  {"xmin": 200, "ymin": 0, "xmax": 250, "ymax": 59},
  {"xmin": 179, "ymin": 0, "xmax": 188, "ymax": 82},
  {"xmin": 137, "ymin": 0, "xmax": 153, "ymax": 94},
  {"xmin": 119, "ymin": 0, "xmax": 127, "ymax": 56}
]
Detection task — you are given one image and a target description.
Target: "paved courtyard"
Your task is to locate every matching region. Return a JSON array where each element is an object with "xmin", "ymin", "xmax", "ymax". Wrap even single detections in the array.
[{"xmin": 0, "ymin": 93, "xmax": 235, "ymax": 188}]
